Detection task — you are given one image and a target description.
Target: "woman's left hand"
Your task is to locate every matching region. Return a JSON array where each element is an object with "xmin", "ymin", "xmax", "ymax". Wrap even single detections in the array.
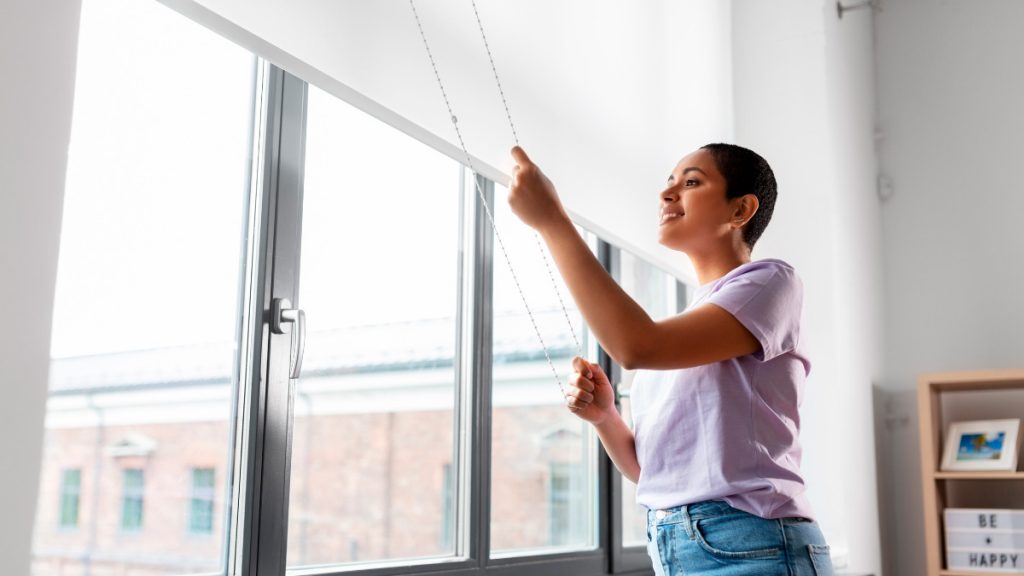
[{"xmin": 508, "ymin": 146, "xmax": 570, "ymax": 234}]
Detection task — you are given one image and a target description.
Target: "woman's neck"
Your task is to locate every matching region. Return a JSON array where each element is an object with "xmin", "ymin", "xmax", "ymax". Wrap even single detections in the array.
[{"xmin": 688, "ymin": 245, "xmax": 752, "ymax": 287}]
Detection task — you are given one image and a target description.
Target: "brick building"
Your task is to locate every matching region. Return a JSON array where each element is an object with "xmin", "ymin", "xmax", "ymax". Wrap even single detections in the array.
[{"xmin": 32, "ymin": 311, "xmax": 643, "ymax": 575}]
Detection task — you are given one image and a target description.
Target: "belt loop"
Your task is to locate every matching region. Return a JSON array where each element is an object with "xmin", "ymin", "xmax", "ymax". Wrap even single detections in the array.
[{"xmin": 681, "ymin": 504, "xmax": 695, "ymax": 540}]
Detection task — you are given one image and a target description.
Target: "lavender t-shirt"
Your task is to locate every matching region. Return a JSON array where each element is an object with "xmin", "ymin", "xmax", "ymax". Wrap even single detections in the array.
[{"xmin": 630, "ymin": 258, "xmax": 816, "ymax": 520}]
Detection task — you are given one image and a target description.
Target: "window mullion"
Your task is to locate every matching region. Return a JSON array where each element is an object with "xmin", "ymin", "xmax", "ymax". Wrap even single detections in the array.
[
  {"xmin": 603, "ymin": 242, "xmax": 654, "ymax": 573},
  {"xmin": 471, "ymin": 174, "xmax": 495, "ymax": 572},
  {"xmin": 238, "ymin": 63, "xmax": 308, "ymax": 576},
  {"xmin": 596, "ymin": 239, "xmax": 618, "ymax": 573},
  {"xmin": 227, "ymin": 56, "xmax": 272, "ymax": 576}
]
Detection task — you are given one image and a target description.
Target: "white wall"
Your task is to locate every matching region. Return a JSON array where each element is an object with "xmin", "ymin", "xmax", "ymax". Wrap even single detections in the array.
[
  {"xmin": 0, "ymin": 0, "xmax": 82, "ymax": 573},
  {"xmin": 732, "ymin": 1, "xmax": 883, "ymax": 573},
  {"xmin": 874, "ymin": 1, "xmax": 1024, "ymax": 575}
]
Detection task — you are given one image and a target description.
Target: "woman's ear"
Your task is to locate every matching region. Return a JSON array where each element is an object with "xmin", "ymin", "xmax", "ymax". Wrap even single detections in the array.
[{"xmin": 733, "ymin": 194, "xmax": 759, "ymax": 227}]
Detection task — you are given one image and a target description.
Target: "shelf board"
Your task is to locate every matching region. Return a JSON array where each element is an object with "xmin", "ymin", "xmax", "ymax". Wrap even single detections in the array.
[
  {"xmin": 934, "ymin": 471, "xmax": 1024, "ymax": 480},
  {"xmin": 940, "ymin": 571, "xmax": 1024, "ymax": 576},
  {"xmin": 920, "ymin": 368, "xmax": 1024, "ymax": 392}
]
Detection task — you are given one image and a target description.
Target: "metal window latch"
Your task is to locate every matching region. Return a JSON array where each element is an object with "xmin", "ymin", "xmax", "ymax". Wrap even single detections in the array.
[
  {"xmin": 271, "ymin": 298, "xmax": 306, "ymax": 379},
  {"xmin": 836, "ymin": 0, "xmax": 881, "ymax": 19},
  {"xmin": 614, "ymin": 382, "xmax": 630, "ymax": 402}
]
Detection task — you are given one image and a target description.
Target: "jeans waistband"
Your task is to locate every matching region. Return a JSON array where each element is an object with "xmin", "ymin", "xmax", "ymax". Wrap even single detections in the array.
[{"xmin": 647, "ymin": 499, "xmax": 735, "ymax": 525}]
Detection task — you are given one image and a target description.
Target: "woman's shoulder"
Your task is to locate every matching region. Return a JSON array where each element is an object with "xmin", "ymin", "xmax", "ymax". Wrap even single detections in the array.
[
  {"xmin": 748, "ymin": 257, "xmax": 796, "ymax": 272},
  {"xmin": 724, "ymin": 258, "xmax": 800, "ymax": 285}
]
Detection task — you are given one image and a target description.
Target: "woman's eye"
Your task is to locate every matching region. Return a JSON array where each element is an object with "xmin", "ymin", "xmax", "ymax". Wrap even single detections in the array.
[{"xmin": 686, "ymin": 179, "xmax": 698, "ymax": 186}]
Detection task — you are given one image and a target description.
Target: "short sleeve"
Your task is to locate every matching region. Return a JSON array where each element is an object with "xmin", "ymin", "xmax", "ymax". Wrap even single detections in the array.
[{"xmin": 703, "ymin": 262, "xmax": 803, "ymax": 362}]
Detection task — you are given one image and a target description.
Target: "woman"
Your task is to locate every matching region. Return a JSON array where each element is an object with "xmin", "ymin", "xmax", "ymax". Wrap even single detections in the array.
[{"xmin": 507, "ymin": 143, "xmax": 833, "ymax": 576}]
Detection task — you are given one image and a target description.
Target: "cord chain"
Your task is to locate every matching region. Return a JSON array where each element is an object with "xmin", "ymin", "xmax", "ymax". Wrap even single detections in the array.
[{"xmin": 409, "ymin": 0, "xmax": 586, "ymax": 403}]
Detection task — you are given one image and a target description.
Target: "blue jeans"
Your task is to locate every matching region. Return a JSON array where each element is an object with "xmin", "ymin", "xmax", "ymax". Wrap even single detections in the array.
[{"xmin": 646, "ymin": 499, "xmax": 834, "ymax": 575}]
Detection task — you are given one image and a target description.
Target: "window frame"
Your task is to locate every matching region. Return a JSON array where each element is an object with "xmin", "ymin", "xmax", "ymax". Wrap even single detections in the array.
[
  {"xmin": 236, "ymin": 60, "xmax": 661, "ymax": 576},
  {"xmin": 234, "ymin": 62, "xmax": 308, "ymax": 576}
]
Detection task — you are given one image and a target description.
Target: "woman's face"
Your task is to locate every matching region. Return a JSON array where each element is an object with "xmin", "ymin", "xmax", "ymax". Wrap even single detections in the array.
[{"xmin": 657, "ymin": 149, "xmax": 747, "ymax": 253}]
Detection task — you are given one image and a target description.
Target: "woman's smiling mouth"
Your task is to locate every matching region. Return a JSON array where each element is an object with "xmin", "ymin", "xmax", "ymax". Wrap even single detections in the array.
[{"xmin": 660, "ymin": 212, "xmax": 684, "ymax": 225}]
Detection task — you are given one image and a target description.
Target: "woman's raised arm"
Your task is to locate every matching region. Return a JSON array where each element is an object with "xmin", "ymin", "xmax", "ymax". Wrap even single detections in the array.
[{"xmin": 508, "ymin": 147, "xmax": 760, "ymax": 371}]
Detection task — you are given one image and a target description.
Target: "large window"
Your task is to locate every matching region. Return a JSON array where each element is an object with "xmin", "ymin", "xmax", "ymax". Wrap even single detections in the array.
[{"xmin": 32, "ymin": 1, "xmax": 690, "ymax": 574}]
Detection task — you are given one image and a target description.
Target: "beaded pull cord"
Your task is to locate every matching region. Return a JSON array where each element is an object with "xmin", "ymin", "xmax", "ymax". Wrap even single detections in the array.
[{"xmin": 408, "ymin": 0, "xmax": 585, "ymax": 404}]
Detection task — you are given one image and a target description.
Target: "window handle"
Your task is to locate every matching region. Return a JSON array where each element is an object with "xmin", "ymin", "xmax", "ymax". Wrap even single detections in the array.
[
  {"xmin": 614, "ymin": 383, "xmax": 630, "ymax": 402},
  {"xmin": 271, "ymin": 298, "xmax": 306, "ymax": 379}
]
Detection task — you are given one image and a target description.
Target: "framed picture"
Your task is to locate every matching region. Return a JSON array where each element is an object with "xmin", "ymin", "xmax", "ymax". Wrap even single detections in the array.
[{"xmin": 940, "ymin": 419, "xmax": 1023, "ymax": 472}]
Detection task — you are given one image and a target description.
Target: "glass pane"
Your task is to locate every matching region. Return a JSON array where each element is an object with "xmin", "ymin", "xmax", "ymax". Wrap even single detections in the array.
[
  {"xmin": 613, "ymin": 249, "xmax": 688, "ymax": 547},
  {"xmin": 286, "ymin": 85, "xmax": 462, "ymax": 569},
  {"xmin": 30, "ymin": 0, "xmax": 255, "ymax": 573},
  {"xmin": 490, "ymin": 193, "xmax": 598, "ymax": 555}
]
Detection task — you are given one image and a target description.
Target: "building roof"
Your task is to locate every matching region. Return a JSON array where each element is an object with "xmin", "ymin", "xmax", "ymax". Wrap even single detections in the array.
[{"xmin": 49, "ymin": 309, "xmax": 584, "ymax": 395}]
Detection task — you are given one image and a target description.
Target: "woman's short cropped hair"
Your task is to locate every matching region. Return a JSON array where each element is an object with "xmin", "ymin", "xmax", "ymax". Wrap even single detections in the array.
[{"xmin": 700, "ymin": 143, "xmax": 777, "ymax": 249}]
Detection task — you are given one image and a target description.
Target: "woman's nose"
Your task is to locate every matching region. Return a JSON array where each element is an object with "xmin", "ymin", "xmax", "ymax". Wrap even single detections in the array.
[{"xmin": 662, "ymin": 189, "xmax": 679, "ymax": 203}]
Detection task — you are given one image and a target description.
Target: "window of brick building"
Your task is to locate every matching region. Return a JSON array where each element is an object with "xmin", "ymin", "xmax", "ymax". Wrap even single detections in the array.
[
  {"xmin": 440, "ymin": 463, "xmax": 454, "ymax": 551},
  {"xmin": 548, "ymin": 462, "xmax": 585, "ymax": 546},
  {"xmin": 121, "ymin": 469, "xmax": 145, "ymax": 532},
  {"xmin": 188, "ymin": 468, "xmax": 215, "ymax": 535},
  {"xmin": 58, "ymin": 469, "xmax": 81, "ymax": 530}
]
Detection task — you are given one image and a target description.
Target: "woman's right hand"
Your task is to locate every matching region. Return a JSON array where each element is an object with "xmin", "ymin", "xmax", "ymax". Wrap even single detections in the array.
[{"xmin": 566, "ymin": 356, "xmax": 616, "ymax": 425}]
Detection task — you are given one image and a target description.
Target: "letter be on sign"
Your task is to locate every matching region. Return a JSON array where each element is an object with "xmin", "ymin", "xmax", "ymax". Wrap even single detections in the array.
[{"xmin": 978, "ymin": 514, "xmax": 998, "ymax": 528}]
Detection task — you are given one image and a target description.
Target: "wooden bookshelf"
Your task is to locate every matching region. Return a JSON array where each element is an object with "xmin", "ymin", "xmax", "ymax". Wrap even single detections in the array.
[{"xmin": 918, "ymin": 369, "xmax": 1024, "ymax": 576}]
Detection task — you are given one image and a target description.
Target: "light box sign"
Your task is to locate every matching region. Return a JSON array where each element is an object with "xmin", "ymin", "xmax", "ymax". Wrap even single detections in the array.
[{"xmin": 945, "ymin": 509, "xmax": 1024, "ymax": 573}]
